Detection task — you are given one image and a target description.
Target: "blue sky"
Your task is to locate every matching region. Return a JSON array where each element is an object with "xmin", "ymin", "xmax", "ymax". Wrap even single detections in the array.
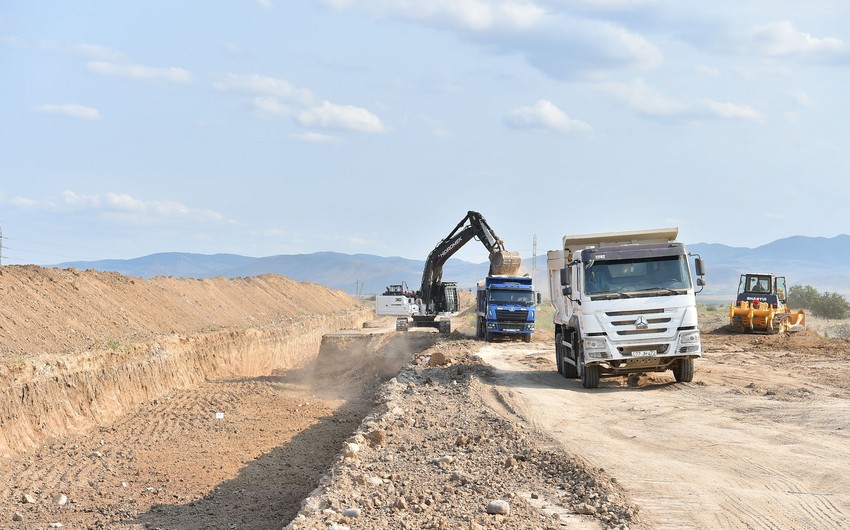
[{"xmin": 2, "ymin": 1, "xmax": 849, "ymax": 266}]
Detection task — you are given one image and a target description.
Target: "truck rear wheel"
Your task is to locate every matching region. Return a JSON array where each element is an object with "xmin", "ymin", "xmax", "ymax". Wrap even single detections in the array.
[
  {"xmin": 555, "ymin": 332, "xmax": 564, "ymax": 374},
  {"xmin": 563, "ymin": 333, "xmax": 578, "ymax": 378},
  {"xmin": 672, "ymin": 358, "xmax": 694, "ymax": 383}
]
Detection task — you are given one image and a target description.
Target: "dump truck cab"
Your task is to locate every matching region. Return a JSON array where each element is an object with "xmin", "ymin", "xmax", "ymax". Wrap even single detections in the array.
[{"xmin": 548, "ymin": 228, "xmax": 707, "ymax": 389}]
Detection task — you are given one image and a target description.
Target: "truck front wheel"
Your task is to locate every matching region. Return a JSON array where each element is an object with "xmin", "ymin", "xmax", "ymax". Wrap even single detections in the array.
[
  {"xmin": 579, "ymin": 350, "xmax": 600, "ymax": 389},
  {"xmin": 522, "ymin": 334, "xmax": 531, "ymax": 343},
  {"xmin": 672, "ymin": 358, "xmax": 694, "ymax": 383}
]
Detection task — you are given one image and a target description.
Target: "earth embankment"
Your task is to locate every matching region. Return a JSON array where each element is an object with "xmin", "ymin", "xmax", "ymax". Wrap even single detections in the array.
[{"xmin": 0, "ymin": 265, "xmax": 369, "ymax": 457}]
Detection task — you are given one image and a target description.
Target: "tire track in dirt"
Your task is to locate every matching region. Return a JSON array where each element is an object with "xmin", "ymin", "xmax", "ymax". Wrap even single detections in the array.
[{"xmin": 476, "ymin": 341, "xmax": 850, "ymax": 530}]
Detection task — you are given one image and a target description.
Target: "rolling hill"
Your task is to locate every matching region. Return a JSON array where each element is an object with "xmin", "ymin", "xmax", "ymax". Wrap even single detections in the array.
[{"xmin": 53, "ymin": 234, "xmax": 850, "ymax": 300}]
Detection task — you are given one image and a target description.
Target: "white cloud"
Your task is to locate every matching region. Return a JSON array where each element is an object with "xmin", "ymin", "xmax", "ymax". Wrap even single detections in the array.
[
  {"xmin": 603, "ymin": 78, "xmax": 687, "ymax": 116},
  {"xmin": 694, "ymin": 64, "xmax": 720, "ymax": 77},
  {"xmin": 745, "ymin": 21, "xmax": 847, "ymax": 58},
  {"xmin": 699, "ymin": 100, "xmax": 765, "ymax": 123},
  {"xmin": 791, "ymin": 90, "xmax": 815, "ymax": 108},
  {"xmin": 322, "ymin": 0, "xmax": 545, "ymax": 31},
  {"xmin": 9, "ymin": 191, "xmax": 227, "ymax": 225},
  {"xmin": 504, "ymin": 99, "xmax": 592, "ymax": 133},
  {"xmin": 217, "ymin": 73, "xmax": 385, "ymax": 135},
  {"xmin": 34, "ymin": 103, "xmax": 101, "ymax": 120},
  {"xmin": 734, "ymin": 62, "xmax": 792, "ymax": 80},
  {"xmin": 72, "ymin": 43, "xmax": 125, "ymax": 60},
  {"xmin": 1, "ymin": 35, "xmax": 26, "ymax": 49},
  {"xmin": 257, "ymin": 0, "xmax": 273, "ymax": 8},
  {"xmin": 252, "ymin": 97, "xmax": 292, "ymax": 117},
  {"xmin": 297, "ymin": 101, "xmax": 387, "ymax": 133},
  {"xmin": 605, "ymin": 78, "xmax": 764, "ymax": 123},
  {"xmin": 318, "ymin": 0, "xmax": 662, "ymax": 79},
  {"xmin": 215, "ymin": 74, "xmax": 317, "ymax": 105},
  {"xmin": 87, "ymin": 61, "xmax": 193, "ymax": 83},
  {"xmin": 291, "ymin": 132, "xmax": 340, "ymax": 143}
]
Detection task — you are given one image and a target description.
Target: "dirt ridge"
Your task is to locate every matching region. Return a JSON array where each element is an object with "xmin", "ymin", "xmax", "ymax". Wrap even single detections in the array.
[{"xmin": 0, "ymin": 265, "xmax": 369, "ymax": 458}]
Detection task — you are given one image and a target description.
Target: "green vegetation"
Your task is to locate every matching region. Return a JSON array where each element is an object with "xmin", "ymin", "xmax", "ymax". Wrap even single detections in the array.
[
  {"xmin": 788, "ymin": 285, "xmax": 850, "ymax": 319},
  {"xmin": 534, "ymin": 302, "xmax": 555, "ymax": 335}
]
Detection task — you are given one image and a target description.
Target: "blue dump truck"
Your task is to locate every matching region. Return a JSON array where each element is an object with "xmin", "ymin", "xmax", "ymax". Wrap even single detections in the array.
[{"xmin": 475, "ymin": 275, "xmax": 538, "ymax": 342}]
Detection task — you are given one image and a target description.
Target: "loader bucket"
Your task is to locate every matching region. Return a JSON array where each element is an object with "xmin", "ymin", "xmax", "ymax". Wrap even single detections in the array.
[{"xmin": 490, "ymin": 251, "xmax": 522, "ymax": 276}]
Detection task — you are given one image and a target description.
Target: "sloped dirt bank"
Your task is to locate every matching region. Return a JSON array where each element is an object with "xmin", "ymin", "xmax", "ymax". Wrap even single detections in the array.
[
  {"xmin": 0, "ymin": 265, "xmax": 369, "ymax": 458},
  {"xmin": 0, "ymin": 329, "xmax": 436, "ymax": 529},
  {"xmin": 0, "ymin": 312, "xmax": 368, "ymax": 458}
]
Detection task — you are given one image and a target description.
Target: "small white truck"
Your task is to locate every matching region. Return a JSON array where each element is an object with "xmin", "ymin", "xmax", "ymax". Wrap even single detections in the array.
[{"xmin": 547, "ymin": 228, "xmax": 706, "ymax": 388}]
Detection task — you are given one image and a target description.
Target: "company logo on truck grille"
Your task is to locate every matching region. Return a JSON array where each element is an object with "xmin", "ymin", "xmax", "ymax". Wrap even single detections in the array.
[{"xmin": 634, "ymin": 315, "xmax": 649, "ymax": 329}]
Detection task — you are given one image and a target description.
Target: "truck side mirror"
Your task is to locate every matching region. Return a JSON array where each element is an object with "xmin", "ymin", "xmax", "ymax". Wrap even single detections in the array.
[
  {"xmin": 695, "ymin": 258, "xmax": 705, "ymax": 277},
  {"xmin": 536, "ymin": 292, "xmax": 542, "ymax": 305},
  {"xmin": 559, "ymin": 268, "xmax": 570, "ymax": 287}
]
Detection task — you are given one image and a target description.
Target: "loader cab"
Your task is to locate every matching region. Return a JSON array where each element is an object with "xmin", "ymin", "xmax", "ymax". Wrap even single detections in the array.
[{"xmin": 737, "ymin": 273, "xmax": 786, "ymax": 305}]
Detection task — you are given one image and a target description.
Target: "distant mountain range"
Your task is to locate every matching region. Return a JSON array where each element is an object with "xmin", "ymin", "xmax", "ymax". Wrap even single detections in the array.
[{"xmin": 53, "ymin": 234, "xmax": 850, "ymax": 300}]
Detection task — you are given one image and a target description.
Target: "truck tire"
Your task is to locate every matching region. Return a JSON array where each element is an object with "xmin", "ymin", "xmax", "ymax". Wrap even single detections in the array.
[
  {"xmin": 485, "ymin": 330, "xmax": 492, "ymax": 342},
  {"xmin": 522, "ymin": 334, "xmax": 531, "ymax": 343},
  {"xmin": 673, "ymin": 358, "xmax": 694, "ymax": 383},
  {"xmin": 563, "ymin": 333, "xmax": 578, "ymax": 379},
  {"xmin": 476, "ymin": 318, "xmax": 484, "ymax": 339},
  {"xmin": 555, "ymin": 332, "xmax": 564, "ymax": 374},
  {"xmin": 439, "ymin": 320, "xmax": 451, "ymax": 334},
  {"xmin": 579, "ymin": 350, "xmax": 599, "ymax": 389}
]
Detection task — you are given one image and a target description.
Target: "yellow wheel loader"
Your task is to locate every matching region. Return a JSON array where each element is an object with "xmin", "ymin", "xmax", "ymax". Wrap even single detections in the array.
[{"xmin": 728, "ymin": 273, "xmax": 806, "ymax": 334}]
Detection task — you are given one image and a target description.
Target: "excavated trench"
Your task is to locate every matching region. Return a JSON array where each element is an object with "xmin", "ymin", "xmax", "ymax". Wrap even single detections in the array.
[{"xmin": 0, "ymin": 317, "xmax": 438, "ymax": 529}]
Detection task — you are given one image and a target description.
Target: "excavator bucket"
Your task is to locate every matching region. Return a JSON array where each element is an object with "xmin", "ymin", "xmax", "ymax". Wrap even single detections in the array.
[{"xmin": 490, "ymin": 251, "xmax": 522, "ymax": 276}]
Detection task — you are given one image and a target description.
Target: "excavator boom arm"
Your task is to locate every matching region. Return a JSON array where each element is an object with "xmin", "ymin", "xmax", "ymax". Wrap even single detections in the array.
[{"xmin": 418, "ymin": 211, "xmax": 521, "ymax": 314}]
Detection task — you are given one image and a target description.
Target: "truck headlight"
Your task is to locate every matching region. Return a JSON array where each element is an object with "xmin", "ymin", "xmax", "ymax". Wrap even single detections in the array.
[
  {"xmin": 678, "ymin": 330, "xmax": 701, "ymax": 353},
  {"xmin": 583, "ymin": 337, "xmax": 607, "ymax": 351},
  {"xmin": 679, "ymin": 330, "xmax": 700, "ymax": 345}
]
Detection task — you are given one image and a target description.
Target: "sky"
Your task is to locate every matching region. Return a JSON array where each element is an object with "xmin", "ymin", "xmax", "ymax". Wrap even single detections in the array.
[{"xmin": 1, "ymin": 1, "xmax": 849, "ymax": 266}]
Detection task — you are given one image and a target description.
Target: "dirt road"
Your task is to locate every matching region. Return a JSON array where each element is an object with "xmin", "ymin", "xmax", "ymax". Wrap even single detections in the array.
[{"xmin": 476, "ymin": 330, "xmax": 850, "ymax": 529}]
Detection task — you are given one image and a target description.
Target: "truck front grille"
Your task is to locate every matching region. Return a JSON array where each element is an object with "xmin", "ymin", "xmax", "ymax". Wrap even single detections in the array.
[{"xmin": 496, "ymin": 309, "xmax": 529, "ymax": 322}]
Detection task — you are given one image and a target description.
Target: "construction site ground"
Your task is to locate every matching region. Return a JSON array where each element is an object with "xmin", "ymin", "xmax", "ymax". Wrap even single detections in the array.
[{"xmin": 1, "ymin": 266, "xmax": 849, "ymax": 529}]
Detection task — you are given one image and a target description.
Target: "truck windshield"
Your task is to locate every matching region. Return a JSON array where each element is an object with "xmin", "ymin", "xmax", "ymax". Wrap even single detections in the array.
[
  {"xmin": 585, "ymin": 255, "xmax": 691, "ymax": 297},
  {"xmin": 489, "ymin": 289, "xmax": 535, "ymax": 306}
]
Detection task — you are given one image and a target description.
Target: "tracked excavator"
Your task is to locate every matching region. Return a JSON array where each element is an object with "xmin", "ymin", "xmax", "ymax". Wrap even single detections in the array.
[{"xmin": 395, "ymin": 211, "xmax": 521, "ymax": 333}]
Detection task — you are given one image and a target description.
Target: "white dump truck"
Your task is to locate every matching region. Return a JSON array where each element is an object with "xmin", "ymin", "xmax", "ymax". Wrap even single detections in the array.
[{"xmin": 547, "ymin": 228, "xmax": 706, "ymax": 388}]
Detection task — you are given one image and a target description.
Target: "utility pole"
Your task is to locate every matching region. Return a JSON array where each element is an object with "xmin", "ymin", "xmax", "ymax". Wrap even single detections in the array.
[{"xmin": 531, "ymin": 234, "xmax": 537, "ymax": 284}]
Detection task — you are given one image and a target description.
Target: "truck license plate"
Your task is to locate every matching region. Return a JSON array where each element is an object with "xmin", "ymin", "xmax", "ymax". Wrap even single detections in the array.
[{"xmin": 632, "ymin": 350, "xmax": 655, "ymax": 357}]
